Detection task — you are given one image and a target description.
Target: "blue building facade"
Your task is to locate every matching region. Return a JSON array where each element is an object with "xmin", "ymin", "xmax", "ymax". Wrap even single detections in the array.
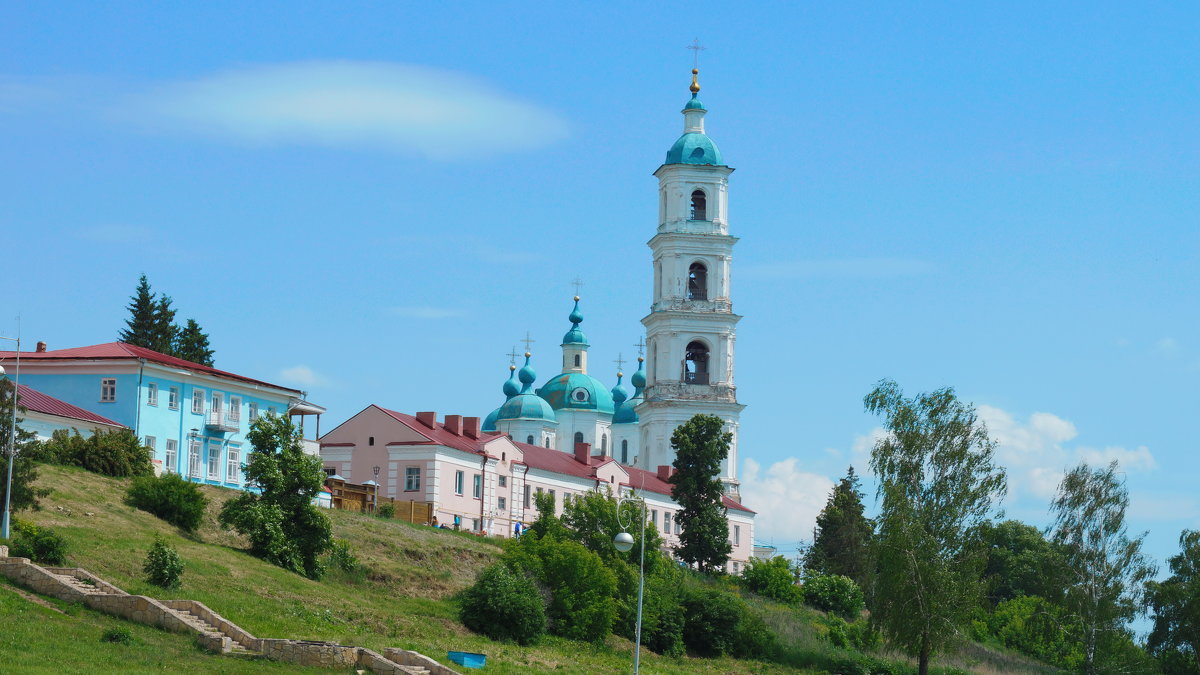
[{"xmin": 0, "ymin": 342, "xmax": 323, "ymax": 488}]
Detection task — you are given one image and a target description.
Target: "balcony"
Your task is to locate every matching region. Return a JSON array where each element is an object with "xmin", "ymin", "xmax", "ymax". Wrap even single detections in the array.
[{"xmin": 204, "ymin": 411, "xmax": 239, "ymax": 433}]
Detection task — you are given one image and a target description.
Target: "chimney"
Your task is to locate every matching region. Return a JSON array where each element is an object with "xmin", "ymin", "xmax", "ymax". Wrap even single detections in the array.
[
  {"xmin": 444, "ymin": 414, "xmax": 462, "ymax": 435},
  {"xmin": 574, "ymin": 442, "xmax": 592, "ymax": 465},
  {"xmin": 35, "ymin": 341, "xmax": 46, "ymax": 353},
  {"xmin": 415, "ymin": 411, "xmax": 437, "ymax": 429},
  {"xmin": 657, "ymin": 465, "xmax": 674, "ymax": 482},
  {"xmin": 463, "ymin": 416, "xmax": 481, "ymax": 439}
]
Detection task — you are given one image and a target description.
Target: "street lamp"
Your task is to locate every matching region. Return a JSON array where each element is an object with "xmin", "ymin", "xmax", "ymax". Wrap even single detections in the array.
[
  {"xmin": 372, "ymin": 465, "xmax": 381, "ymax": 514},
  {"xmin": 0, "ymin": 332, "xmax": 20, "ymax": 540},
  {"xmin": 613, "ymin": 491, "xmax": 646, "ymax": 674}
]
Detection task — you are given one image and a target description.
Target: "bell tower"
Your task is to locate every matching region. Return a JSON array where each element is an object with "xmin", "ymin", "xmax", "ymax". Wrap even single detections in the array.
[{"xmin": 636, "ymin": 69, "xmax": 744, "ymax": 498}]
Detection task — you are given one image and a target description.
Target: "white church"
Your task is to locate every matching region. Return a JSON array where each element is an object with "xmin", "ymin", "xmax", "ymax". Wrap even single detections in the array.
[{"xmin": 321, "ymin": 69, "xmax": 756, "ymax": 570}]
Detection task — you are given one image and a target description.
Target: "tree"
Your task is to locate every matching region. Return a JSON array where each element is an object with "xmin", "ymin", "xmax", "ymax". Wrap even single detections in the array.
[
  {"xmin": 0, "ymin": 379, "xmax": 49, "ymax": 513},
  {"xmin": 119, "ymin": 274, "xmax": 159, "ymax": 349},
  {"xmin": 1148, "ymin": 530, "xmax": 1200, "ymax": 672},
  {"xmin": 173, "ymin": 318, "xmax": 214, "ymax": 366},
  {"xmin": 560, "ymin": 488, "xmax": 663, "ymax": 572},
  {"xmin": 218, "ymin": 413, "xmax": 332, "ymax": 579},
  {"xmin": 150, "ymin": 295, "xmax": 178, "ymax": 355},
  {"xmin": 741, "ymin": 555, "xmax": 803, "ymax": 605},
  {"xmin": 669, "ymin": 414, "xmax": 733, "ymax": 573},
  {"xmin": 805, "ymin": 466, "xmax": 874, "ymax": 590},
  {"xmin": 1049, "ymin": 460, "xmax": 1156, "ymax": 675},
  {"xmin": 32, "ymin": 428, "xmax": 153, "ymax": 477},
  {"xmin": 978, "ymin": 519, "xmax": 1070, "ymax": 607},
  {"xmin": 864, "ymin": 379, "xmax": 1007, "ymax": 675}
]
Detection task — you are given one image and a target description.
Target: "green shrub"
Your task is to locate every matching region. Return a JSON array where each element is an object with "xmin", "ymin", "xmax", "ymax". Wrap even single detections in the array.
[
  {"xmin": 681, "ymin": 585, "xmax": 774, "ymax": 658},
  {"xmin": 376, "ymin": 502, "xmax": 395, "ymax": 519},
  {"xmin": 101, "ymin": 626, "xmax": 134, "ymax": 645},
  {"xmin": 36, "ymin": 428, "xmax": 153, "ymax": 477},
  {"xmin": 459, "ymin": 563, "xmax": 546, "ymax": 645},
  {"xmin": 126, "ymin": 473, "xmax": 209, "ymax": 532},
  {"xmin": 536, "ymin": 538, "xmax": 617, "ymax": 641},
  {"xmin": 988, "ymin": 595, "xmax": 1083, "ymax": 670},
  {"xmin": 143, "ymin": 536, "xmax": 184, "ymax": 589},
  {"xmin": 818, "ymin": 614, "xmax": 880, "ymax": 651},
  {"xmin": 741, "ymin": 555, "xmax": 803, "ymax": 605},
  {"xmin": 803, "ymin": 573, "xmax": 865, "ymax": 619},
  {"xmin": 328, "ymin": 539, "xmax": 361, "ymax": 574},
  {"xmin": 10, "ymin": 520, "xmax": 67, "ymax": 565}
]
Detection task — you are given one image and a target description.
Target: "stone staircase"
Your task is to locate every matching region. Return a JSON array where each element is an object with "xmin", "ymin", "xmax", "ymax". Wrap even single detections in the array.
[{"xmin": 0, "ymin": 546, "xmax": 457, "ymax": 674}]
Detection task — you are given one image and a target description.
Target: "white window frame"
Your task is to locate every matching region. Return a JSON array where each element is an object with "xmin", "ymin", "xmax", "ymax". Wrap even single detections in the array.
[
  {"xmin": 147, "ymin": 382, "xmax": 158, "ymax": 406},
  {"xmin": 168, "ymin": 386, "xmax": 179, "ymax": 410},
  {"xmin": 227, "ymin": 446, "xmax": 241, "ymax": 484},
  {"xmin": 248, "ymin": 402, "xmax": 259, "ymax": 422},
  {"xmin": 192, "ymin": 389, "xmax": 205, "ymax": 414},
  {"xmin": 734, "ymin": 524, "xmax": 741, "ymax": 546},
  {"xmin": 229, "ymin": 395, "xmax": 241, "ymax": 422},
  {"xmin": 663, "ymin": 511, "xmax": 671, "ymax": 535},
  {"xmin": 164, "ymin": 439, "xmax": 178, "ymax": 474},
  {"xmin": 454, "ymin": 470, "xmax": 464, "ymax": 495},
  {"xmin": 188, "ymin": 440, "xmax": 201, "ymax": 478},
  {"xmin": 207, "ymin": 443, "xmax": 221, "ymax": 481},
  {"xmin": 405, "ymin": 467, "xmax": 421, "ymax": 491},
  {"xmin": 498, "ymin": 496, "xmax": 507, "ymax": 511},
  {"xmin": 144, "ymin": 435, "xmax": 156, "ymax": 451},
  {"xmin": 211, "ymin": 392, "xmax": 224, "ymax": 417},
  {"xmin": 100, "ymin": 378, "xmax": 116, "ymax": 403},
  {"xmin": 472, "ymin": 474, "xmax": 482, "ymax": 499},
  {"xmin": 498, "ymin": 475, "xmax": 507, "ymax": 488}
]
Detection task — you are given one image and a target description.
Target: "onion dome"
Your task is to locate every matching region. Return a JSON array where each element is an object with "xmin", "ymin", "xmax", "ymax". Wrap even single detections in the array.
[
  {"xmin": 561, "ymin": 296, "xmax": 588, "ymax": 346},
  {"xmin": 537, "ymin": 372, "xmax": 616, "ymax": 414},
  {"xmin": 484, "ymin": 364, "xmax": 522, "ymax": 432},
  {"xmin": 610, "ymin": 372, "xmax": 628, "ymax": 408},
  {"xmin": 614, "ymin": 357, "xmax": 646, "ymax": 424},
  {"xmin": 664, "ymin": 68, "xmax": 724, "ymax": 166},
  {"xmin": 496, "ymin": 352, "xmax": 556, "ymax": 423}
]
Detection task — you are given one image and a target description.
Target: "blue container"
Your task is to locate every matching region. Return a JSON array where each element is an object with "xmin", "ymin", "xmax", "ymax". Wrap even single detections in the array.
[{"xmin": 448, "ymin": 650, "xmax": 487, "ymax": 669}]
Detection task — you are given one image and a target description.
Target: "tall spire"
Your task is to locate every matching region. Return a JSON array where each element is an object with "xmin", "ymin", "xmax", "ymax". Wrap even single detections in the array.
[
  {"xmin": 561, "ymin": 295, "xmax": 588, "ymax": 346},
  {"xmin": 690, "ymin": 67, "xmax": 701, "ymax": 94}
]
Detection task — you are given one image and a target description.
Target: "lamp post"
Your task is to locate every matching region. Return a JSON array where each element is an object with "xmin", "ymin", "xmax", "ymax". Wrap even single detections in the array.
[
  {"xmin": 372, "ymin": 465, "xmax": 381, "ymax": 514},
  {"xmin": 612, "ymin": 491, "xmax": 646, "ymax": 675},
  {"xmin": 0, "ymin": 332, "xmax": 21, "ymax": 540}
]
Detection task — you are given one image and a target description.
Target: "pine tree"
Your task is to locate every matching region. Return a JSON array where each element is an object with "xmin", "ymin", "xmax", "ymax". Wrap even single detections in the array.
[
  {"xmin": 805, "ymin": 466, "xmax": 874, "ymax": 590},
  {"xmin": 150, "ymin": 295, "xmax": 178, "ymax": 355},
  {"xmin": 173, "ymin": 319, "xmax": 214, "ymax": 366},
  {"xmin": 118, "ymin": 274, "xmax": 159, "ymax": 349},
  {"xmin": 669, "ymin": 414, "xmax": 733, "ymax": 574}
]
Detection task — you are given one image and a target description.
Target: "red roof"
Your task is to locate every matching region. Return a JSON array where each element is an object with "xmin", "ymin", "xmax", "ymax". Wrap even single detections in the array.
[
  {"xmin": 0, "ymin": 342, "xmax": 302, "ymax": 394},
  {"xmin": 15, "ymin": 384, "xmax": 125, "ymax": 429},
  {"xmin": 376, "ymin": 407, "xmax": 505, "ymax": 455}
]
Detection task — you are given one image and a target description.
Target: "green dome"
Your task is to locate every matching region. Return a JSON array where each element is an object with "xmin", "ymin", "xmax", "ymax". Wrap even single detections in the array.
[
  {"xmin": 610, "ymin": 373, "xmax": 628, "ymax": 408},
  {"xmin": 683, "ymin": 94, "xmax": 706, "ymax": 111},
  {"xmin": 537, "ymin": 372, "xmax": 616, "ymax": 414},
  {"xmin": 665, "ymin": 132, "xmax": 724, "ymax": 166},
  {"xmin": 615, "ymin": 358, "xmax": 646, "ymax": 424},
  {"xmin": 496, "ymin": 393, "xmax": 557, "ymax": 423},
  {"xmin": 482, "ymin": 407, "xmax": 501, "ymax": 432},
  {"xmin": 503, "ymin": 365, "xmax": 520, "ymax": 398},
  {"xmin": 562, "ymin": 297, "xmax": 588, "ymax": 346}
]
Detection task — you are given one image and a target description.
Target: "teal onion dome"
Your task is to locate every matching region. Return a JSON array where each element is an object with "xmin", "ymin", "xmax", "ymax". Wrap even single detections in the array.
[
  {"xmin": 562, "ymin": 296, "xmax": 588, "ymax": 346},
  {"xmin": 683, "ymin": 94, "xmax": 706, "ymax": 111},
  {"xmin": 665, "ymin": 132, "xmax": 723, "ymax": 166},
  {"xmin": 496, "ymin": 352, "xmax": 557, "ymax": 423},
  {"xmin": 614, "ymin": 359, "xmax": 645, "ymax": 424},
  {"xmin": 503, "ymin": 364, "xmax": 520, "ymax": 399},
  {"xmin": 482, "ymin": 407, "xmax": 501, "ymax": 432},
  {"xmin": 537, "ymin": 372, "xmax": 616, "ymax": 414},
  {"xmin": 630, "ymin": 356, "xmax": 646, "ymax": 389},
  {"xmin": 517, "ymin": 353, "xmax": 537, "ymax": 391},
  {"xmin": 610, "ymin": 372, "xmax": 628, "ymax": 408}
]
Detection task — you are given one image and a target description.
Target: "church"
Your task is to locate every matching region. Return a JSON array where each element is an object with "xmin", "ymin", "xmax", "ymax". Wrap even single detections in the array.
[{"xmin": 320, "ymin": 69, "xmax": 755, "ymax": 570}]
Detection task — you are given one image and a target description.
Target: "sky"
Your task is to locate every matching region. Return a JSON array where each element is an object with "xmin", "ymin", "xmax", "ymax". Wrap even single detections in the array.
[{"xmin": 1, "ymin": 2, "xmax": 1197, "ymax": 573}]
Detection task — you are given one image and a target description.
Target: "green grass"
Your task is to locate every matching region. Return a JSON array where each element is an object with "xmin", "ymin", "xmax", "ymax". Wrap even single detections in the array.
[{"xmin": 6, "ymin": 464, "xmax": 1058, "ymax": 674}]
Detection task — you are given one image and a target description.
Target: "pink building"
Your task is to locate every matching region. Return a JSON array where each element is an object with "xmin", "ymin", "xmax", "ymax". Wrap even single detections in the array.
[{"xmin": 320, "ymin": 407, "xmax": 756, "ymax": 573}]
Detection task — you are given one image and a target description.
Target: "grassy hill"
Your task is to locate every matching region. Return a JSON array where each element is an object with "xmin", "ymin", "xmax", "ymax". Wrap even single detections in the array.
[{"xmin": 5, "ymin": 465, "xmax": 1058, "ymax": 674}]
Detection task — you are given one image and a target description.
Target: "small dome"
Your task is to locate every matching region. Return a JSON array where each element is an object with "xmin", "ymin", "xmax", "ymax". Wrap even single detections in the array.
[
  {"xmin": 537, "ymin": 372, "xmax": 616, "ymax": 414},
  {"xmin": 502, "ymin": 365, "xmax": 520, "ymax": 398},
  {"xmin": 611, "ymin": 372, "xmax": 628, "ymax": 408},
  {"xmin": 482, "ymin": 407, "xmax": 501, "ymax": 432},
  {"xmin": 665, "ymin": 132, "xmax": 724, "ymax": 166},
  {"xmin": 616, "ymin": 357, "xmax": 646, "ymax": 424},
  {"xmin": 562, "ymin": 296, "xmax": 589, "ymax": 346},
  {"xmin": 496, "ymin": 393, "xmax": 557, "ymax": 423},
  {"xmin": 517, "ymin": 353, "xmax": 537, "ymax": 387},
  {"xmin": 683, "ymin": 94, "xmax": 706, "ymax": 111},
  {"xmin": 630, "ymin": 357, "xmax": 647, "ymax": 389}
]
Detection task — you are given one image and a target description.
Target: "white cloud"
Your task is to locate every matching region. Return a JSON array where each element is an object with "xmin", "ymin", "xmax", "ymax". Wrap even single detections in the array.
[
  {"xmin": 279, "ymin": 364, "xmax": 329, "ymax": 387},
  {"xmin": 389, "ymin": 306, "xmax": 466, "ymax": 320},
  {"xmin": 740, "ymin": 457, "xmax": 835, "ymax": 548},
  {"xmin": 1078, "ymin": 445, "xmax": 1157, "ymax": 471},
  {"xmin": 742, "ymin": 257, "xmax": 933, "ymax": 280},
  {"xmin": 128, "ymin": 61, "xmax": 568, "ymax": 159},
  {"xmin": 850, "ymin": 427, "xmax": 889, "ymax": 469}
]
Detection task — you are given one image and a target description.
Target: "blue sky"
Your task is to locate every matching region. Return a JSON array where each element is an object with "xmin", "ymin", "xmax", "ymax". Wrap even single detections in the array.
[{"xmin": 2, "ymin": 2, "xmax": 1197, "ymax": 572}]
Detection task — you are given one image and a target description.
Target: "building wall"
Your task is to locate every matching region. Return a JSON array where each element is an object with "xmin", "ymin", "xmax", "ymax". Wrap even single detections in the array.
[{"xmin": 19, "ymin": 411, "xmax": 122, "ymax": 441}]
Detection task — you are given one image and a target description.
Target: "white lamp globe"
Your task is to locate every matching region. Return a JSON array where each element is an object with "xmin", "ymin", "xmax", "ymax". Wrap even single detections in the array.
[{"xmin": 613, "ymin": 531, "xmax": 635, "ymax": 553}]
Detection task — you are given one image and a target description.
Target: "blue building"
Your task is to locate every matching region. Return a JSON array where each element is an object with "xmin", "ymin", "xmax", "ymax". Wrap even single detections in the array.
[{"xmin": 0, "ymin": 341, "xmax": 325, "ymax": 488}]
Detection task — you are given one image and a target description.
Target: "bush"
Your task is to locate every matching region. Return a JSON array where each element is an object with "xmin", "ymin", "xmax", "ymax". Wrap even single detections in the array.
[
  {"xmin": 376, "ymin": 502, "xmax": 395, "ymax": 519},
  {"xmin": 988, "ymin": 595, "xmax": 1083, "ymax": 671},
  {"xmin": 681, "ymin": 585, "xmax": 775, "ymax": 658},
  {"xmin": 35, "ymin": 428, "xmax": 153, "ymax": 477},
  {"xmin": 9, "ymin": 520, "xmax": 67, "ymax": 565},
  {"xmin": 126, "ymin": 473, "xmax": 209, "ymax": 532},
  {"xmin": 818, "ymin": 614, "xmax": 880, "ymax": 652},
  {"xmin": 803, "ymin": 573, "xmax": 865, "ymax": 619},
  {"xmin": 460, "ymin": 563, "xmax": 546, "ymax": 645},
  {"xmin": 536, "ymin": 538, "xmax": 617, "ymax": 641},
  {"xmin": 741, "ymin": 555, "xmax": 803, "ymax": 605},
  {"xmin": 143, "ymin": 536, "xmax": 184, "ymax": 589},
  {"xmin": 328, "ymin": 539, "xmax": 360, "ymax": 572},
  {"xmin": 101, "ymin": 626, "xmax": 134, "ymax": 645}
]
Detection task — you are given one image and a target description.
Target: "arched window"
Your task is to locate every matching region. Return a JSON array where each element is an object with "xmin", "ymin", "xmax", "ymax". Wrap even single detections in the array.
[
  {"xmin": 684, "ymin": 341, "xmax": 710, "ymax": 384},
  {"xmin": 601, "ymin": 434, "xmax": 608, "ymax": 455},
  {"xmin": 574, "ymin": 431, "xmax": 584, "ymax": 446},
  {"xmin": 687, "ymin": 262, "xmax": 708, "ymax": 301},
  {"xmin": 544, "ymin": 436, "xmax": 551, "ymax": 448},
  {"xmin": 573, "ymin": 354, "xmax": 581, "ymax": 367},
  {"xmin": 690, "ymin": 189, "xmax": 707, "ymax": 221},
  {"xmin": 526, "ymin": 435, "xmax": 534, "ymax": 444},
  {"xmin": 621, "ymin": 439, "xmax": 629, "ymax": 464}
]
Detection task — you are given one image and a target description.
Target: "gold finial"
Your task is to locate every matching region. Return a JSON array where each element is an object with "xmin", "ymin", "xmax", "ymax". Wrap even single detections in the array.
[
  {"xmin": 524, "ymin": 351, "xmax": 531, "ymax": 358},
  {"xmin": 637, "ymin": 356, "xmax": 645, "ymax": 363},
  {"xmin": 617, "ymin": 371, "xmax": 624, "ymax": 378},
  {"xmin": 509, "ymin": 364, "xmax": 516, "ymax": 371},
  {"xmin": 690, "ymin": 68, "xmax": 700, "ymax": 94},
  {"xmin": 574, "ymin": 295, "xmax": 580, "ymax": 302}
]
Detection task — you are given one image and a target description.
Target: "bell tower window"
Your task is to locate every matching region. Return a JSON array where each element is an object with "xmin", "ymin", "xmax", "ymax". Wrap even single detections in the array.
[
  {"xmin": 687, "ymin": 263, "xmax": 708, "ymax": 300},
  {"xmin": 574, "ymin": 431, "xmax": 584, "ymax": 445},
  {"xmin": 621, "ymin": 439, "xmax": 629, "ymax": 464},
  {"xmin": 689, "ymin": 190, "xmax": 707, "ymax": 221},
  {"xmin": 684, "ymin": 341, "xmax": 710, "ymax": 385},
  {"xmin": 573, "ymin": 354, "xmax": 581, "ymax": 367}
]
